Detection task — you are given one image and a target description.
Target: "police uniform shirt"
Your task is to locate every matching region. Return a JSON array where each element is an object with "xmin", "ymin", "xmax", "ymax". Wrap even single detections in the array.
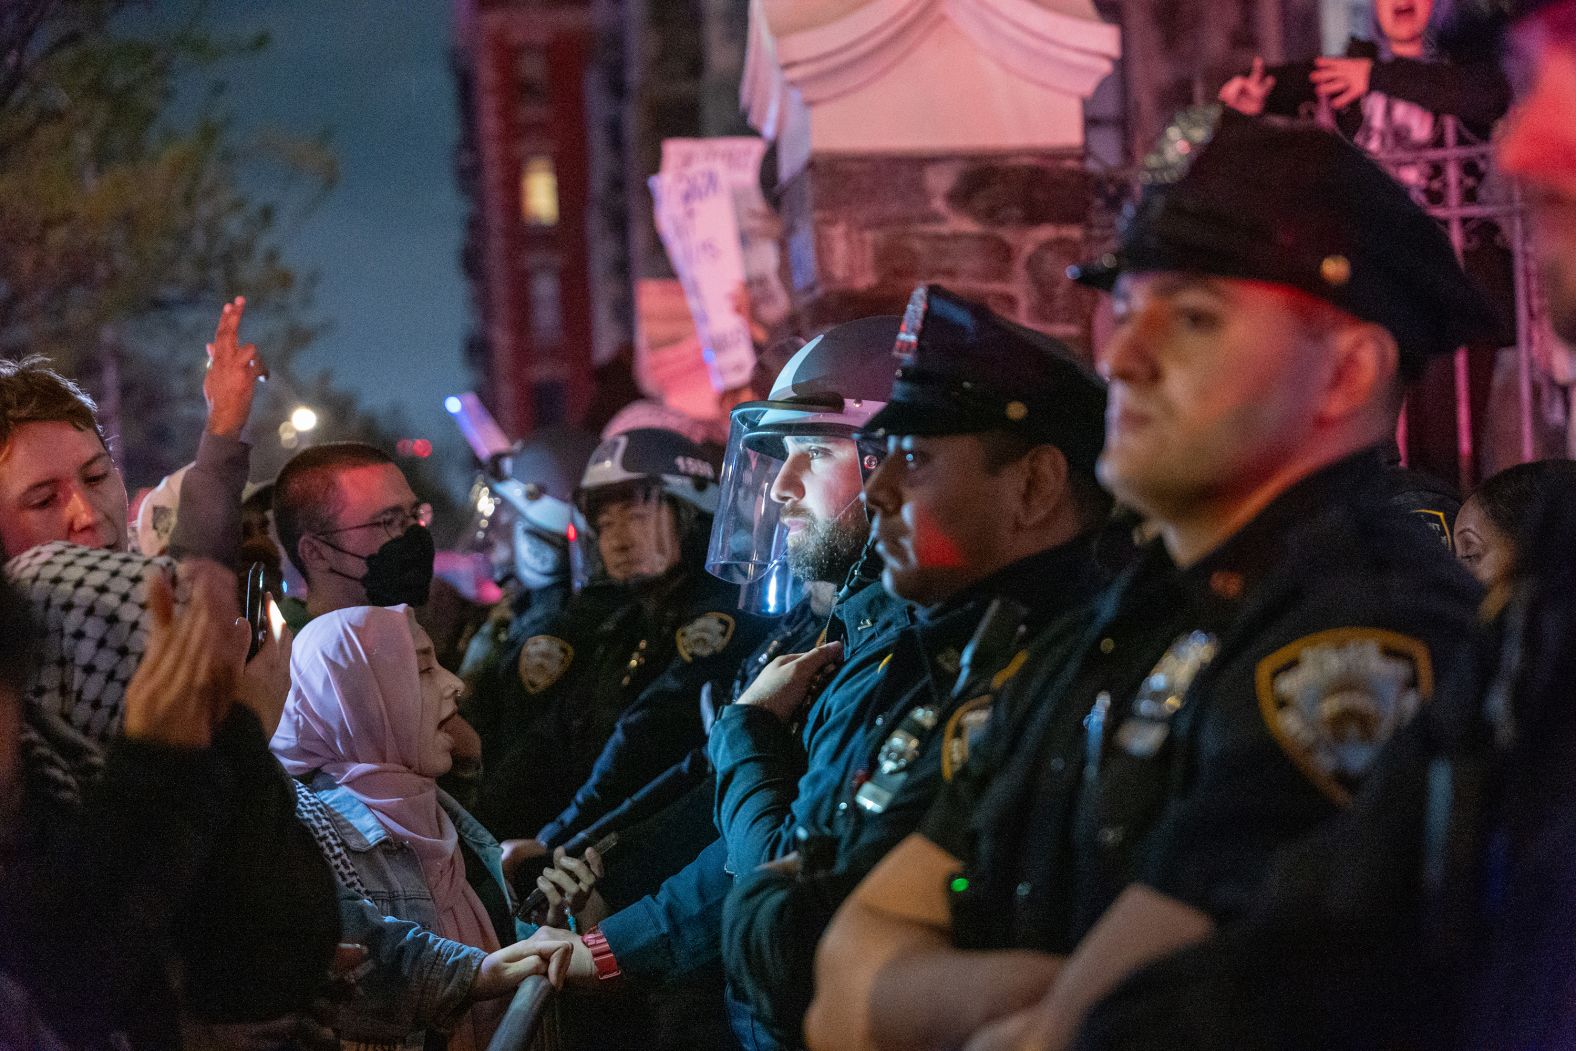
[
  {"xmin": 924, "ymin": 447, "xmax": 1483, "ymax": 954},
  {"xmin": 720, "ymin": 537, "xmax": 1110, "ymax": 1044},
  {"xmin": 710, "ymin": 579, "xmax": 915, "ymax": 872}
]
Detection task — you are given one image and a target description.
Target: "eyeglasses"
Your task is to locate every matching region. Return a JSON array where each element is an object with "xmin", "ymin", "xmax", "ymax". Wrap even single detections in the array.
[{"xmin": 317, "ymin": 502, "xmax": 433, "ymax": 543}]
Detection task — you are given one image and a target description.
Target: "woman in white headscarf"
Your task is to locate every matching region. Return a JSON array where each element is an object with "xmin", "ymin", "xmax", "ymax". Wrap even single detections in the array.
[{"xmin": 273, "ymin": 603, "xmax": 550, "ymax": 1051}]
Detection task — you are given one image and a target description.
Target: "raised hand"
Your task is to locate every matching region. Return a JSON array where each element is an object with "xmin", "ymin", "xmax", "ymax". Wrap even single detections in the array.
[
  {"xmin": 1218, "ymin": 56, "xmax": 1277, "ymax": 116},
  {"xmin": 203, "ymin": 296, "xmax": 268, "ymax": 439},
  {"xmin": 122, "ymin": 561, "xmax": 248, "ymax": 750}
]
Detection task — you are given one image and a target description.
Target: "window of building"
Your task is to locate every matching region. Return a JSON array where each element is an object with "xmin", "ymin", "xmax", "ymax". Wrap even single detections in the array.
[{"xmin": 522, "ymin": 154, "xmax": 560, "ymax": 226}]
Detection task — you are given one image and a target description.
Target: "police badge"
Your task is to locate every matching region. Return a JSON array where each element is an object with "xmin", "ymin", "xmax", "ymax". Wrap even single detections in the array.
[
  {"xmin": 518, "ymin": 635, "xmax": 573, "ymax": 694},
  {"xmin": 675, "ymin": 612, "xmax": 736, "ymax": 662},
  {"xmin": 1255, "ymin": 628, "xmax": 1432, "ymax": 804}
]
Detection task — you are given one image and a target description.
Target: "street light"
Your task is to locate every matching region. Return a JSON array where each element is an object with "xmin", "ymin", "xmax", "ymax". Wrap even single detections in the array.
[{"xmin": 290, "ymin": 406, "xmax": 319, "ymax": 433}]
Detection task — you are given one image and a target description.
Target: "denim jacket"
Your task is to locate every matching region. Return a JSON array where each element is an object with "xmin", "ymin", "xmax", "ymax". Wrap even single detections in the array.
[{"xmin": 306, "ymin": 773, "xmax": 531, "ymax": 1048}]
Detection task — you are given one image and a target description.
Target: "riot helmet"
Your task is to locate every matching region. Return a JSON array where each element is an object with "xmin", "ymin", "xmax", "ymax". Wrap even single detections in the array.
[
  {"xmin": 487, "ymin": 426, "xmax": 601, "ymax": 590},
  {"xmin": 707, "ymin": 315, "xmax": 900, "ymax": 614},
  {"xmin": 573, "ymin": 427, "xmax": 719, "ymax": 587}
]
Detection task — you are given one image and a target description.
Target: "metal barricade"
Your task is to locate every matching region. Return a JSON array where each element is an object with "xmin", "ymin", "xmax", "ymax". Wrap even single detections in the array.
[{"xmin": 484, "ymin": 975, "xmax": 555, "ymax": 1051}]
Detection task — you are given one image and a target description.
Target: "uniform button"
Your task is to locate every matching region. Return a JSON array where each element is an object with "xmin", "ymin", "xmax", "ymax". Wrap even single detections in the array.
[
  {"xmin": 1099, "ymin": 637, "xmax": 1115, "ymax": 655},
  {"xmin": 1048, "ymin": 757, "xmax": 1066, "ymax": 774},
  {"xmin": 1016, "ymin": 880, "xmax": 1033, "ymax": 898},
  {"xmin": 1098, "ymin": 826, "xmax": 1125, "ymax": 847},
  {"xmin": 874, "ymin": 715, "xmax": 885, "ymax": 728},
  {"xmin": 837, "ymin": 801, "xmax": 849, "ymax": 813}
]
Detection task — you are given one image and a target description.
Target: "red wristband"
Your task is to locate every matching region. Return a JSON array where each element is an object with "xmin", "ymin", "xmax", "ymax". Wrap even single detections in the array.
[{"xmin": 582, "ymin": 927, "xmax": 622, "ymax": 981}]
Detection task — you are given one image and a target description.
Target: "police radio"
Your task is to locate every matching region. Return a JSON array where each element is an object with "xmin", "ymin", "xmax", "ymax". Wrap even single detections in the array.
[{"xmin": 854, "ymin": 598, "xmax": 1029, "ymax": 815}]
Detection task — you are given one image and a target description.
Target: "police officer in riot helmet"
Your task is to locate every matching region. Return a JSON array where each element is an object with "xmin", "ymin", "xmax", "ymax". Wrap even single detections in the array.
[
  {"xmin": 526, "ymin": 316, "xmax": 908, "ymax": 861},
  {"xmin": 460, "ymin": 425, "xmax": 601, "ymax": 800},
  {"xmin": 475, "ymin": 427, "xmax": 770, "ymax": 850},
  {"xmin": 808, "ymin": 109, "xmax": 1491, "ymax": 1051},
  {"xmin": 504, "ymin": 319, "xmax": 913, "ymax": 1051}
]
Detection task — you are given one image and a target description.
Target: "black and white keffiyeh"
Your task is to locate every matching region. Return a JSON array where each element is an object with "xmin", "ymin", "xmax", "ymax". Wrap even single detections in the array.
[
  {"xmin": 5, "ymin": 541, "xmax": 174, "ymax": 806},
  {"xmin": 289, "ymin": 776, "xmax": 370, "ymax": 898}
]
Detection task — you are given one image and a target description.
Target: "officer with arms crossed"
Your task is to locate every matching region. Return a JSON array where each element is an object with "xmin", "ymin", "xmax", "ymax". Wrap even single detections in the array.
[
  {"xmin": 1070, "ymin": 7, "xmax": 1576, "ymax": 1048},
  {"xmin": 807, "ymin": 109, "xmax": 1491, "ymax": 1051},
  {"xmin": 720, "ymin": 285, "xmax": 1114, "ymax": 1050}
]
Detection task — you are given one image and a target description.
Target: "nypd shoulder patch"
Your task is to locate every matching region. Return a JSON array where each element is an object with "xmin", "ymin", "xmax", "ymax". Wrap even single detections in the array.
[
  {"xmin": 676, "ymin": 612, "xmax": 736, "ymax": 663},
  {"xmin": 1255, "ymin": 628, "xmax": 1432, "ymax": 804},
  {"xmin": 518, "ymin": 635, "xmax": 574, "ymax": 694}
]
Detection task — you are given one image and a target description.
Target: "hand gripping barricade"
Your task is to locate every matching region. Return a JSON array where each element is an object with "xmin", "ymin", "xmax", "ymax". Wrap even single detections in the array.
[{"xmin": 705, "ymin": 315, "xmax": 902, "ymax": 615}]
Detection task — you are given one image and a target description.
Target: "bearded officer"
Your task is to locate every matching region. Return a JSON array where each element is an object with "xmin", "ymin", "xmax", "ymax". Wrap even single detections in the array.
[
  {"xmin": 807, "ymin": 108, "xmax": 1491, "ymax": 1051},
  {"xmin": 720, "ymin": 285, "xmax": 1115, "ymax": 1050}
]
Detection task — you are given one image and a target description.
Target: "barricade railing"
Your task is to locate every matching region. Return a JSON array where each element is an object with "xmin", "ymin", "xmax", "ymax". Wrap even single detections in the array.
[{"xmin": 484, "ymin": 975, "xmax": 555, "ymax": 1051}]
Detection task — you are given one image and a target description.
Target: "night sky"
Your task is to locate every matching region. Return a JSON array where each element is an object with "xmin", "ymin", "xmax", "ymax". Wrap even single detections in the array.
[{"xmin": 165, "ymin": 0, "xmax": 474, "ymax": 495}]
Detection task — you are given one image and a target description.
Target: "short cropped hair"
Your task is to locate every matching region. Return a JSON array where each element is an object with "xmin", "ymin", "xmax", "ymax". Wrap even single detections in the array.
[
  {"xmin": 273, "ymin": 443, "xmax": 396, "ymax": 578},
  {"xmin": 975, "ymin": 429, "xmax": 1115, "ymax": 531},
  {"xmin": 0, "ymin": 356, "xmax": 105, "ymax": 453}
]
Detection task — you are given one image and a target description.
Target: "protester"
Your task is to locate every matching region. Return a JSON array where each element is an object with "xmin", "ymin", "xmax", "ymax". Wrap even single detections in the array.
[
  {"xmin": 808, "ymin": 110, "xmax": 1490, "ymax": 1051},
  {"xmin": 1454, "ymin": 458, "xmax": 1576, "ymax": 586},
  {"xmin": 3, "ymin": 546, "xmax": 339, "ymax": 1046},
  {"xmin": 0, "ymin": 297, "xmax": 267, "ymax": 566},
  {"xmin": 272, "ymin": 603, "xmax": 570, "ymax": 1050}
]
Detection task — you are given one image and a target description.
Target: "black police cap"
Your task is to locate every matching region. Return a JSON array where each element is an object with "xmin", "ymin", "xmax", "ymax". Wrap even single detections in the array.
[
  {"xmin": 1068, "ymin": 107, "xmax": 1500, "ymax": 377},
  {"xmin": 860, "ymin": 285, "xmax": 1108, "ymax": 480}
]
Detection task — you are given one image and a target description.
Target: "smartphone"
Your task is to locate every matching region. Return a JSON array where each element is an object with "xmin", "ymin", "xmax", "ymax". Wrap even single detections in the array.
[{"xmin": 243, "ymin": 562, "xmax": 268, "ymax": 661}]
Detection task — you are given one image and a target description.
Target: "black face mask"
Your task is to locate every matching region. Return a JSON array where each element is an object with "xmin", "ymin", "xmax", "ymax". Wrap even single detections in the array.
[{"xmin": 323, "ymin": 524, "xmax": 436, "ymax": 607}]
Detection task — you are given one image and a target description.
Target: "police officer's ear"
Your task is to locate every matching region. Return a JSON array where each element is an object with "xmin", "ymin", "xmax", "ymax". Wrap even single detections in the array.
[
  {"xmin": 1015, "ymin": 443, "xmax": 1074, "ymax": 532},
  {"xmin": 1318, "ymin": 319, "xmax": 1402, "ymax": 426}
]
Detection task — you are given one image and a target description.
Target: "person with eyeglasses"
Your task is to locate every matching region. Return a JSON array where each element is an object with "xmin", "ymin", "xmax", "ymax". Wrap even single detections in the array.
[{"xmin": 272, "ymin": 442, "xmax": 438, "ymax": 627}]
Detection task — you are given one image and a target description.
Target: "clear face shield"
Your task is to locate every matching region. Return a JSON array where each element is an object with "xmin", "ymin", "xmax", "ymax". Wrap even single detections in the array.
[
  {"xmin": 575, "ymin": 484, "xmax": 684, "ymax": 589},
  {"xmin": 706, "ymin": 403, "xmax": 877, "ymax": 616}
]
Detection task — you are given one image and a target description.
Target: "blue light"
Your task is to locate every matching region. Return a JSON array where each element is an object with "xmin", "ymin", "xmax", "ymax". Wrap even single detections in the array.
[{"xmin": 444, "ymin": 396, "xmax": 463, "ymax": 414}]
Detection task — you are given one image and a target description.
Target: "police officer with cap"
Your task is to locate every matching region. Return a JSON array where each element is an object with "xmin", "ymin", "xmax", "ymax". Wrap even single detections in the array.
[
  {"xmin": 720, "ymin": 284, "xmax": 1114, "ymax": 1049},
  {"xmin": 807, "ymin": 108, "xmax": 1489, "ymax": 1051},
  {"xmin": 1073, "ymin": 11, "xmax": 1576, "ymax": 1048}
]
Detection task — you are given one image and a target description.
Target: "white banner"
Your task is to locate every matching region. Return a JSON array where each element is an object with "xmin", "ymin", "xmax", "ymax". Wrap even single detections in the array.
[{"xmin": 650, "ymin": 164, "xmax": 757, "ymax": 392}]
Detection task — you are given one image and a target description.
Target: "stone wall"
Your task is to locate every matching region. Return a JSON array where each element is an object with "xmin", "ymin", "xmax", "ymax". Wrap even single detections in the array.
[{"xmin": 779, "ymin": 150, "xmax": 1109, "ymax": 356}]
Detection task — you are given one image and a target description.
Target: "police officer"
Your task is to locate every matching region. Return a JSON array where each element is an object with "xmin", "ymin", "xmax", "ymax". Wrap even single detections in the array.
[
  {"xmin": 460, "ymin": 425, "xmax": 599, "ymax": 795},
  {"xmin": 531, "ymin": 316, "xmax": 905, "ymax": 855},
  {"xmin": 807, "ymin": 109, "xmax": 1492, "ymax": 1051},
  {"xmin": 477, "ymin": 427, "xmax": 770, "ymax": 847},
  {"xmin": 515, "ymin": 317, "xmax": 911, "ymax": 1051},
  {"xmin": 1072, "ymin": 9, "xmax": 1576, "ymax": 1048},
  {"xmin": 719, "ymin": 285, "xmax": 1115, "ymax": 1049}
]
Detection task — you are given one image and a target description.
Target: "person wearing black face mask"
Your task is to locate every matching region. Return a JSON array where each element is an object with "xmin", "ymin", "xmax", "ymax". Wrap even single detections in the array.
[{"xmin": 273, "ymin": 443, "xmax": 438, "ymax": 621}]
